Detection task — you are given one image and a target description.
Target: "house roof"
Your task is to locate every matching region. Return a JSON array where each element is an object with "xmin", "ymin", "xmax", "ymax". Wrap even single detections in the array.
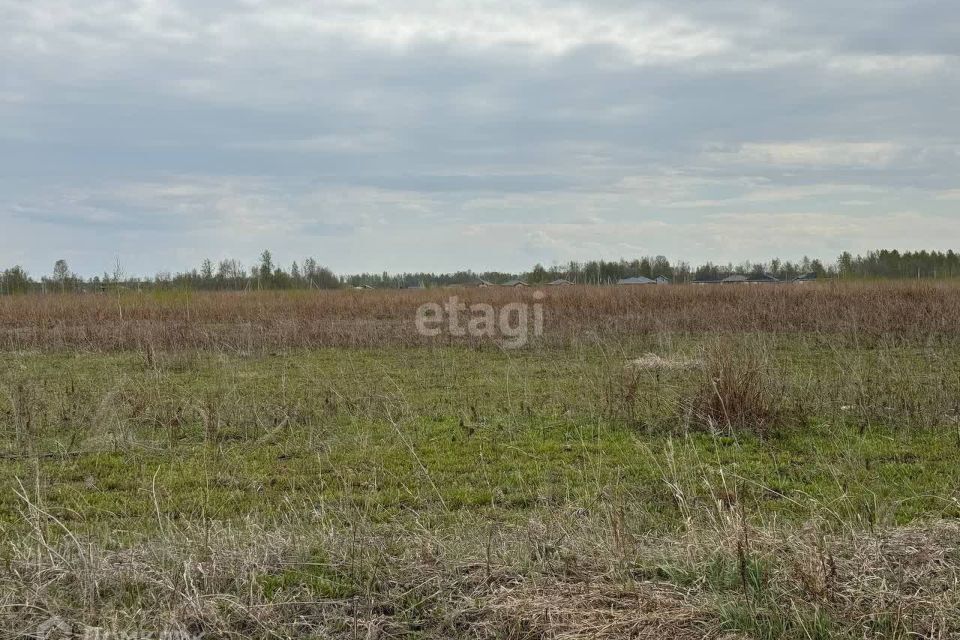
[
  {"xmin": 502, "ymin": 279, "xmax": 528, "ymax": 286},
  {"xmin": 617, "ymin": 276, "xmax": 656, "ymax": 285},
  {"xmin": 548, "ymin": 278, "xmax": 574, "ymax": 285},
  {"xmin": 721, "ymin": 273, "xmax": 780, "ymax": 283},
  {"xmin": 794, "ymin": 272, "xmax": 817, "ymax": 281}
]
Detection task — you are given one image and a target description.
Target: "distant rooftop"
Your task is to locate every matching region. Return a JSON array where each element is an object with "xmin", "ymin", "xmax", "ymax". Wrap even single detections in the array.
[{"xmin": 721, "ymin": 274, "xmax": 749, "ymax": 283}]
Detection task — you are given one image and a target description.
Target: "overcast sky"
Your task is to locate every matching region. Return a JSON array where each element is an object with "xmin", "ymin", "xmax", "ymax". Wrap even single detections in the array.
[{"xmin": 2, "ymin": 0, "xmax": 958, "ymax": 277}]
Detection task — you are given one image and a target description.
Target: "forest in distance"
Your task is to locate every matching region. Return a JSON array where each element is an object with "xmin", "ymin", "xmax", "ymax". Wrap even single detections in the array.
[{"xmin": 2, "ymin": 248, "xmax": 960, "ymax": 294}]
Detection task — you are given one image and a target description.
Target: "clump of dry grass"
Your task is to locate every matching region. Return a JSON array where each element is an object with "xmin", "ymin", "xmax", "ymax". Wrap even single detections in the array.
[
  {"xmin": 480, "ymin": 581, "xmax": 711, "ymax": 639},
  {"xmin": 627, "ymin": 353, "xmax": 702, "ymax": 371},
  {"xmin": 689, "ymin": 342, "xmax": 795, "ymax": 434}
]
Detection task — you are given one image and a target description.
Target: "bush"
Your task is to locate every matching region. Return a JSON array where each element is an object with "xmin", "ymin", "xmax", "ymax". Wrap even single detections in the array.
[{"xmin": 691, "ymin": 341, "xmax": 793, "ymax": 434}]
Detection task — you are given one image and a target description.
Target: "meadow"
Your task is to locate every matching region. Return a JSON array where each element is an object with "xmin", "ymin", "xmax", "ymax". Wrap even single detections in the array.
[{"xmin": 1, "ymin": 282, "xmax": 959, "ymax": 639}]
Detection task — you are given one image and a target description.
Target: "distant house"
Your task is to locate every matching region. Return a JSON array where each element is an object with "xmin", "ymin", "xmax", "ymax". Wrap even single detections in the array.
[
  {"xmin": 502, "ymin": 279, "xmax": 528, "ymax": 287},
  {"xmin": 719, "ymin": 274, "xmax": 780, "ymax": 284},
  {"xmin": 617, "ymin": 276, "xmax": 656, "ymax": 285},
  {"xmin": 721, "ymin": 275, "xmax": 749, "ymax": 284},
  {"xmin": 547, "ymin": 278, "xmax": 574, "ymax": 286},
  {"xmin": 655, "ymin": 276, "xmax": 670, "ymax": 285},
  {"xmin": 353, "ymin": 284, "xmax": 374, "ymax": 290},
  {"xmin": 746, "ymin": 273, "xmax": 780, "ymax": 284},
  {"xmin": 793, "ymin": 272, "xmax": 817, "ymax": 284},
  {"xmin": 472, "ymin": 279, "xmax": 496, "ymax": 288}
]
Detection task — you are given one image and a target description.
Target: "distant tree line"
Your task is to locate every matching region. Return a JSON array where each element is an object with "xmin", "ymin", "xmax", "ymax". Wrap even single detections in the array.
[
  {"xmin": 152, "ymin": 251, "xmax": 341, "ymax": 291},
  {"xmin": 836, "ymin": 250, "xmax": 960, "ymax": 279},
  {"xmin": 1, "ymin": 251, "xmax": 340, "ymax": 295},
  {"xmin": 2, "ymin": 249, "xmax": 959, "ymax": 294}
]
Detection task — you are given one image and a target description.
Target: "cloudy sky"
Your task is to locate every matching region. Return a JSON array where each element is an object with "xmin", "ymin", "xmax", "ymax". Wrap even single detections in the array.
[{"xmin": 2, "ymin": 0, "xmax": 958, "ymax": 277}]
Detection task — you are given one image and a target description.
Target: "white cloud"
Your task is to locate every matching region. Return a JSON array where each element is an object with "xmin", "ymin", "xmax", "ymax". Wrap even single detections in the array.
[
  {"xmin": 228, "ymin": 132, "xmax": 399, "ymax": 154},
  {"xmin": 709, "ymin": 142, "xmax": 905, "ymax": 168},
  {"xmin": 218, "ymin": 1, "xmax": 731, "ymax": 63},
  {"xmin": 827, "ymin": 54, "xmax": 952, "ymax": 76},
  {"xmin": 0, "ymin": 91, "xmax": 28, "ymax": 104}
]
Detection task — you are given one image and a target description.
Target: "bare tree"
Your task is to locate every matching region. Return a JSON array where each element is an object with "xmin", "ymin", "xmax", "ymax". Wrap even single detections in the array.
[{"xmin": 53, "ymin": 259, "xmax": 69, "ymax": 292}]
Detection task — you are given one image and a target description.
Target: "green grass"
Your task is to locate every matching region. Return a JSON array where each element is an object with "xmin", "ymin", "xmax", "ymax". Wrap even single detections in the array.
[
  {"xmin": 3, "ymin": 418, "xmax": 957, "ymax": 535},
  {"xmin": 2, "ymin": 340, "xmax": 958, "ymax": 536}
]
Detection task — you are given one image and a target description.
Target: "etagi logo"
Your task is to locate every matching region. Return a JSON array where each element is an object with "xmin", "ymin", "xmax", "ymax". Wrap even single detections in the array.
[
  {"xmin": 415, "ymin": 293, "xmax": 545, "ymax": 348},
  {"xmin": 36, "ymin": 617, "xmax": 72, "ymax": 639},
  {"xmin": 35, "ymin": 617, "xmax": 202, "ymax": 640}
]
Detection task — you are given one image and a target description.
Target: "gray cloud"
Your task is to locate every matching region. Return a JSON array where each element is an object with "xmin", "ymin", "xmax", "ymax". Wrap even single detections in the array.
[{"xmin": 0, "ymin": 0, "xmax": 957, "ymax": 276}]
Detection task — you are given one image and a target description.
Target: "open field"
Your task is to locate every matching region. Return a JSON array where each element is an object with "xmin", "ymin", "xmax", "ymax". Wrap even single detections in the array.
[
  {"xmin": 2, "ymin": 281, "xmax": 960, "ymax": 351},
  {"xmin": 1, "ymin": 283, "xmax": 960, "ymax": 638}
]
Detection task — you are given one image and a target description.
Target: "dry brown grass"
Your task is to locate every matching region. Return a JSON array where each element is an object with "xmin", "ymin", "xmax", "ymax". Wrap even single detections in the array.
[
  {"xmin": 691, "ymin": 342, "xmax": 794, "ymax": 434},
  {"xmin": 4, "ymin": 497, "xmax": 958, "ymax": 639},
  {"xmin": 480, "ymin": 580, "xmax": 712, "ymax": 639},
  {"xmin": 1, "ymin": 281, "xmax": 959, "ymax": 351}
]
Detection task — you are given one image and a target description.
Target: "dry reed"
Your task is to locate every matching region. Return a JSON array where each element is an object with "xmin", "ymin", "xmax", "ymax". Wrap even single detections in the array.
[{"xmin": 0, "ymin": 281, "xmax": 958, "ymax": 351}]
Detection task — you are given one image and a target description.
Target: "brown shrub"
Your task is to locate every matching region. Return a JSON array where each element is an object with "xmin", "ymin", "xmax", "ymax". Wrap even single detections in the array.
[{"xmin": 691, "ymin": 342, "xmax": 792, "ymax": 434}]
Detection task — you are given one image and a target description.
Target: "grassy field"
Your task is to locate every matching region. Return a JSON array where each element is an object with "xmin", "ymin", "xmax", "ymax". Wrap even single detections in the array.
[{"xmin": 1, "ymin": 285, "xmax": 959, "ymax": 638}]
